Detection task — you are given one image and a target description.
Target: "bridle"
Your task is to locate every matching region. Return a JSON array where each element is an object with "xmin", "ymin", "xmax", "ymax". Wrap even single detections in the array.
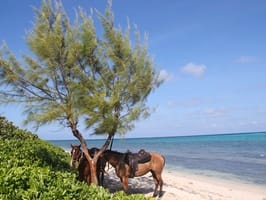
[{"xmin": 70, "ymin": 145, "xmax": 83, "ymax": 167}]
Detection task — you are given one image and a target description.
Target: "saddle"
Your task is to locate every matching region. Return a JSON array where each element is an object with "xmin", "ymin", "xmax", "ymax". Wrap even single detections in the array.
[{"xmin": 126, "ymin": 149, "xmax": 151, "ymax": 178}]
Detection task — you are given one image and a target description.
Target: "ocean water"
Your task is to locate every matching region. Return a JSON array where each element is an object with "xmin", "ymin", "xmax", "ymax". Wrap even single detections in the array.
[{"xmin": 49, "ymin": 132, "xmax": 266, "ymax": 185}]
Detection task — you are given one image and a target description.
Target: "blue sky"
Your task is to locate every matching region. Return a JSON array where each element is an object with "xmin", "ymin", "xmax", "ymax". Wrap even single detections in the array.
[{"xmin": 0, "ymin": 0, "xmax": 266, "ymax": 140}]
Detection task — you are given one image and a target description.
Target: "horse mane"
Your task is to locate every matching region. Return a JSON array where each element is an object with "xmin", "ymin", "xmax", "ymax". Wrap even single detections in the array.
[
  {"xmin": 105, "ymin": 150, "xmax": 127, "ymax": 161},
  {"xmin": 104, "ymin": 149, "xmax": 124, "ymax": 155}
]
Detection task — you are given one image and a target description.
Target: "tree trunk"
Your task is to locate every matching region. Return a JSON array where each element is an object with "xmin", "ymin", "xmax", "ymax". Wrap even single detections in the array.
[
  {"xmin": 89, "ymin": 159, "xmax": 98, "ymax": 184},
  {"xmin": 69, "ymin": 121, "xmax": 98, "ymax": 184},
  {"xmin": 69, "ymin": 120, "xmax": 114, "ymax": 185}
]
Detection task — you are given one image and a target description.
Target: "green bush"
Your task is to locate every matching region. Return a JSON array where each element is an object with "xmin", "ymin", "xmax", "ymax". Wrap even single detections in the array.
[
  {"xmin": 0, "ymin": 116, "xmax": 38, "ymax": 140},
  {"xmin": 0, "ymin": 116, "xmax": 152, "ymax": 200}
]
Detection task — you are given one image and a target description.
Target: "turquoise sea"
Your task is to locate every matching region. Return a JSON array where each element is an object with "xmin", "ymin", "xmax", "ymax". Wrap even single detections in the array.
[{"xmin": 49, "ymin": 132, "xmax": 266, "ymax": 186}]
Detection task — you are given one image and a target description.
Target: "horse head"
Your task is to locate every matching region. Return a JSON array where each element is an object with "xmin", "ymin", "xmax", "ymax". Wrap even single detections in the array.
[{"xmin": 70, "ymin": 144, "xmax": 82, "ymax": 169}]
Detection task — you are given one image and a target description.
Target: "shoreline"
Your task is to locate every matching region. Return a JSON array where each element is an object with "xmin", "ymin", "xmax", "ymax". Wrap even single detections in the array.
[
  {"xmin": 165, "ymin": 163, "xmax": 266, "ymax": 186},
  {"xmin": 162, "ymin": 169, "xmax": 266, "ymax": 200},
  {"xmin": 102, "ymin": 167, "xmax": 266, "ymax": 200}
]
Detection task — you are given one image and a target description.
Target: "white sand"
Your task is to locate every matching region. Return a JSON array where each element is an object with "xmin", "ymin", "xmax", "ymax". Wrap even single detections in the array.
[{"xmin": 102, "ymin": 167, "xmax": 266, "ymax": 200}]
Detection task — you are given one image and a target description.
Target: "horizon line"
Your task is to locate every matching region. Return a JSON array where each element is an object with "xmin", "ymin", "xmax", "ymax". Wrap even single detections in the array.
[{"xmin": 46, "ymin": 131, "xmax": 266, "ymax": 141}]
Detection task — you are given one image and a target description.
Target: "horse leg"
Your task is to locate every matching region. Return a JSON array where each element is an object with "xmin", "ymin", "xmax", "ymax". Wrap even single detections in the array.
[
  {"xmin": 96, "ymin": 169, "xmax": 101, "ymax": 186},
  {"xmin": 151, "ymin": 171, "xmax": 164, "ymax": 197},
  {"xmin": 151, "ymin": 171, "xmax": 160, "ymax": 197},
  {"xmin": 121, "ymin": 176, "xmax": 129, "ymax": 193},
  {"xmin": 100, "ymin": 171, "xmax": 104, "ymax": 186},
  {"xmin": 97, "ymin": 158, "xmax": 106, "ymax": 186},
  {"xmin": 97, "ymin": 170, "xmax": 104, "ymax": 186},
  {"xmin": 158, "ymin": 176, "xmax": 164, "ymax": 197}
]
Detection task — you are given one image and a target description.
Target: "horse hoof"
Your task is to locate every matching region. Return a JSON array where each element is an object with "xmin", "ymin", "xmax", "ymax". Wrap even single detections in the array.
[
  {"xmin": 158, "ymin": 191, "xmax": 165, "ymax": 198},
  {"xmin": 152, "ymin": 192, "xmax": 158, "ymax": 197}
]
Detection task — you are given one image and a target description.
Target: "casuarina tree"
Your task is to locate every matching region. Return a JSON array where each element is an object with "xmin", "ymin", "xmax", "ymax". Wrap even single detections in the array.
[{"xmin": 0, "ymin": 0, "xmax": 162, "ymax": 184}]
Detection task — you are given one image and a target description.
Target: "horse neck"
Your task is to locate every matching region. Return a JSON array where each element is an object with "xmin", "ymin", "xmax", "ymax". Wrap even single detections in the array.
[{"xmin": 104, "ymin": 150, "xmax": 124, "ymax": 167}]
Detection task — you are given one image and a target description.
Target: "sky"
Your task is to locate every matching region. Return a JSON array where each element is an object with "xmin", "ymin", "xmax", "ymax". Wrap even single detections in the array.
[{"xmin": 0, "ymin": 0, "xmax": 266, "ymax": 140}]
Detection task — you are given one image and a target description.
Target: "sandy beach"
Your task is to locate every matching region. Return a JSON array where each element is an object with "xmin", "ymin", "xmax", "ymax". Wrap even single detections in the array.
[{"xmin": 103, "ymin": 167, "xmax": 266, "ymax": 200}]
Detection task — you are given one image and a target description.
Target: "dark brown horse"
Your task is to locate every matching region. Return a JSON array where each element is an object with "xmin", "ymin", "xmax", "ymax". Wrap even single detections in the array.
[
  {"xmin": 70, "ymin": 144, "xmax": 106, "ymax": 185},
  {"xmin": 102, "ymin": 150, "xmax": 165, "ymax": 197}
]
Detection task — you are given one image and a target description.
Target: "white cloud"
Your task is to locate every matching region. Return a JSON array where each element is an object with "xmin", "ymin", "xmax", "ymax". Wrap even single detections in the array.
[
  {"xmin": 235, "ymin": 56, "xmax": 257, "ymax": 64},
  {"xmin": 158, "ymin": 69, "xmax": 173, "ymax": 82},
  {"xmin": 181, "ymin": 62, "xmax": 206, "ymax": 77}
]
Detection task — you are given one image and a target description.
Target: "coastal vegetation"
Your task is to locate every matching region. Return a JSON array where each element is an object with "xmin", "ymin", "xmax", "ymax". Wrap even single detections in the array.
[
  {"xmin": 0, "ymin": 116, "xmax": 152, "ymax": 199},
  {"xmin": 0, "ymin": 0, "xmax": 162, "ymax": 185}
]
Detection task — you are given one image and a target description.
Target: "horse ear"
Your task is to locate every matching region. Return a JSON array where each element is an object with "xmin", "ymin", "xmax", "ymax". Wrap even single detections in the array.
[
  {"xmin": 78, "ymin": 144, "xmax": 81, "ymax": 149},
  {"xmin": 71, "ymin": 144, "xmax": 74, "ymax": 148}
]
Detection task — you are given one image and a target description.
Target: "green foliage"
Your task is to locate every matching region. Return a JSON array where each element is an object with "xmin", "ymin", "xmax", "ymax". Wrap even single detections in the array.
[
  {"xmin": 0, "ymin": 116, "xmax": 38, "ymax": 140},
  {"xmin": 77, "ymin": 4, "xmax": 163, "ymax": 136},
  {"xmin": 112, "ymin": 191, "xmax": 153, "ymax": 200},
  {"xmin": 0, "ymin": 116, "xmax": 152, "ymax": 200},
  {"xmin": 0, "ymin": 0, "xmax": 162, "ymax": 138}
]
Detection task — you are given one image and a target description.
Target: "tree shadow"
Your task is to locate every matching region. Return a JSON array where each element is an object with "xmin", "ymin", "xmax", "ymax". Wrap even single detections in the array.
[{"xmin": 102, "ymin": 170, "xmax": 154, "ymax": 195}]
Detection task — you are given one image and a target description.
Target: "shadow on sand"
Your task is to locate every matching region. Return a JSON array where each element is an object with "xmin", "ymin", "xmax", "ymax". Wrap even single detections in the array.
[{"xmin": 102, "ymin": 170, "xmax": 154, "ymax": 195}]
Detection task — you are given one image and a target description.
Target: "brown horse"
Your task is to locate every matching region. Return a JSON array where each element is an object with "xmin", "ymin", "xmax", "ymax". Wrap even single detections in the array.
[
  {"xmin": 70, "ymin": 144, "xmax": 106, "ymax": 185},
  {"xmin": 102, "ymin": 150, "xmax": 165, "ymax": 197}
]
